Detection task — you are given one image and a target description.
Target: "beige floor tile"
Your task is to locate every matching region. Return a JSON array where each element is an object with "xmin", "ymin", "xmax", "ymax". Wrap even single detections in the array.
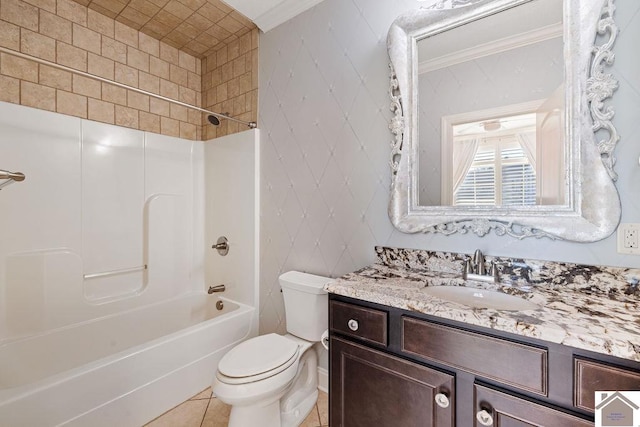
[
  {"xmin": 201, "ymin": 398, "xmax": 232, "ymax": 427},
  {"xmin": 145, "ymin": 399, "xmax": 209, "ymax": 427},
  {"xmin": 190, "ymin": 387, "xmax": 213, "ymax": 400},
  {"xmin": 317, "ymin": 391, "xmax": 328, "ymax": 426},
  {"xmin": 300, "ymin": 405, "xmax": 321, "ymax": 427}
]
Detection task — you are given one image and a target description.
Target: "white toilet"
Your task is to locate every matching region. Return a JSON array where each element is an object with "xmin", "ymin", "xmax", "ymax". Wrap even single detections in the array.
[{"xmin": 212, "ymin": 271, "xmax": 331, "ymax": 427}]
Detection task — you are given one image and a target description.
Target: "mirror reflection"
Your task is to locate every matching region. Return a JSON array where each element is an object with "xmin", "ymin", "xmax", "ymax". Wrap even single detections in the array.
[{"xmin": 416, "ymin": 0, "xmax": 565, "ymax": 207}]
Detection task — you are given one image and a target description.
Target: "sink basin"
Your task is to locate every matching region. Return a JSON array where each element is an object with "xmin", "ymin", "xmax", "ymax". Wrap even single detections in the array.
[{"xmin": 423, "ymin": 286, "xmax": 539, "ymax": 311}]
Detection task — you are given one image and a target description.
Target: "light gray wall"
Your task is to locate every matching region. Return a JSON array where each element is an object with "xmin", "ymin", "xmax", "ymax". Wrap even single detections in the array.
[{"xmin": 258, "ymin": 0, "xmax": 640, "ymax": 335}]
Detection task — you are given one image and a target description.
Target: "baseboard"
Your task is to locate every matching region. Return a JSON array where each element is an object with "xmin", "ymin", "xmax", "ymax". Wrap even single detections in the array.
[{"xmin": 317, "ymin": 367, "xmax": 328, "ymax": 393}]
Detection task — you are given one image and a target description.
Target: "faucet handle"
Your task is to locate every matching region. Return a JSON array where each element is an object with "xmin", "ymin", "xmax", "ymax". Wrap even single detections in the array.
[
  {"xmin": 462, "ymin": 258, "xmax": 473, "ymax": 280},
  {"xmin": 489, "ymin": 261, "xmax": 500, "ymax": 283}
]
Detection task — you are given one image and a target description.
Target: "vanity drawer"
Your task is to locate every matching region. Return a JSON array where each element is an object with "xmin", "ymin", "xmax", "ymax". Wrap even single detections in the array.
[
  {"xmin": 330, "ymin": 301, "xmax": 388, "ymax": 346},
  {"xmin": 574, "ymin": 357, "xmax": 640, "ymax": 412},
  {"xmin": 402, "ymin": 317, "xmax": 548, "ymax": 395}
]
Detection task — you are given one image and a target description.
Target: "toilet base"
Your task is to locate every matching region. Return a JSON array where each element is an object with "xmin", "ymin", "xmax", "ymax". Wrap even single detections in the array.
[{"xmin": 228, "ymin": 399, "xmax": 281, "ymax": 427}]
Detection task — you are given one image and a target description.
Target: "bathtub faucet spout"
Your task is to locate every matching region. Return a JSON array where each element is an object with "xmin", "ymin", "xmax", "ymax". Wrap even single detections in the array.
[{"xmin": 208, "ymin": 284, "xmax": 226, "ymax": 294}]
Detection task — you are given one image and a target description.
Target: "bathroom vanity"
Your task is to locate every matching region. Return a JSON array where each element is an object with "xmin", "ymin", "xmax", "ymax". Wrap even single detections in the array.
[{"xmin": 326, "ymin": 247, "xmax": 640, "ymax": 426}]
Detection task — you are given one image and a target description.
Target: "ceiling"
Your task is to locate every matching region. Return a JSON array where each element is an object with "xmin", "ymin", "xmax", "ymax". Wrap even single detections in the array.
[{"xmin": 72, "ymin": 0, "xmax": 325, "ymax": 57}]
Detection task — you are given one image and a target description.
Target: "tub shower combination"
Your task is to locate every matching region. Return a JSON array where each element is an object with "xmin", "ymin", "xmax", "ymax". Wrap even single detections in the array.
[{"xmin": 0, "ymin": 98, "xmax": 260, "ymax": 426}]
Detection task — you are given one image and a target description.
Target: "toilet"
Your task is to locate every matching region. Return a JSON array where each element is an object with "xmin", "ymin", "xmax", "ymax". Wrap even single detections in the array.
[{"xmin": 212, "ymin": 271, "xmax": 331, "ymax": 427}]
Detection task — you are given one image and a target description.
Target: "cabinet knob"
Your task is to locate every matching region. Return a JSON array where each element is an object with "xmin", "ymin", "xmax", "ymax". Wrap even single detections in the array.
[
  {"xmin": 476, "ymin": 409, "xmax": 494, "ymax": 426},
  {"xmin": 347, "ymin": 319, "xmax": 359, "ymax": 331},
  {"xmin": 434, "ymin": 393, "xmax": 450, "ymax": 408}
]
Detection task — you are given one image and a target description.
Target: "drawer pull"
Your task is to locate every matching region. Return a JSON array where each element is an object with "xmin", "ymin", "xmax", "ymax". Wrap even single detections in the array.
[
  {"xmin": 434, "ymin": 392, "xmax": 450, "ymax": 408},
  {"xmin": 476, "ymin": 409, "xmax": 494, "ymax": 426},
  {"xmin": 348, "ymin": 319, "xmax": 359, "ymax": 331}
]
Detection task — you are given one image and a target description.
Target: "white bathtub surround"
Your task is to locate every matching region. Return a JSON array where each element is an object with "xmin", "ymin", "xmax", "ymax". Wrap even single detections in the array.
[
  {"xmin": 205, "ymin": 129, "xmax": 261, "ymax": 313},
  {"xmin": 0, "ymin": 102, "xmax": 261, "ymax": 425},
  {"xmin": 326, "ymin": 246, "xmax": 640, "ymax": 362}
]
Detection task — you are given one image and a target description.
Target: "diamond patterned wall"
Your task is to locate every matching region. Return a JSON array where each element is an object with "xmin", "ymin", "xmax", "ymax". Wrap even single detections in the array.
[{"xmin": 258, "ymin": 0, "xmax": 640, "ymax": 334}]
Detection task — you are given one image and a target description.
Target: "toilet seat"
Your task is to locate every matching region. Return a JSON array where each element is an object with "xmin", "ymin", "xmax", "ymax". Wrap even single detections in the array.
[{"xmin": 217, "ymin": 334, "xmax": 300, "ymax": 385}]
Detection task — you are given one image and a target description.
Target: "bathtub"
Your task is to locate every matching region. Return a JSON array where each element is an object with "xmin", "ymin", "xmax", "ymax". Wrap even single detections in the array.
[{"xmin": 0, "ymin": 293, "xmax": 256, "ymax": 427}]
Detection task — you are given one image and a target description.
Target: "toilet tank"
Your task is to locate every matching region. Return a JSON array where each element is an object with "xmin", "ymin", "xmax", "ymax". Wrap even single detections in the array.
[{"xmin": 279, "ymin": 271, "xmax": 331, "ymax": 342}]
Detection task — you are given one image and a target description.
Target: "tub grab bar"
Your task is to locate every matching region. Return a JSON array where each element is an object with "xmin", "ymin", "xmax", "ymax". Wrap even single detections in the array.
[
  {"xmin": 84, "ymin": 265, "xmax": 147, "ymax": 280},
  {"xmin": 0, "ymin": 169, "xmax": 26, "ymax": 190}
]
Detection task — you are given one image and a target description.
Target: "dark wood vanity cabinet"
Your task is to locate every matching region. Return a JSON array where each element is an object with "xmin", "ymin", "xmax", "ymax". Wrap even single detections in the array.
[{"xmin": 329, "ymin": 295, "xmax": 640, "ymax": 426}]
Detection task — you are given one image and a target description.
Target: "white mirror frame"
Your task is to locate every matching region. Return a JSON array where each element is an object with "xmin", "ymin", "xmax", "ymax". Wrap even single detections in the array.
[{"xmin": 387, "ymin": 0, "xmax": 621, "ymax": 241}]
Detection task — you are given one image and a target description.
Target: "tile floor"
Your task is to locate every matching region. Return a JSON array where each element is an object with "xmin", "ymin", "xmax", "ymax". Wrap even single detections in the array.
[{"xmin": 144, "ymin": 388, "xmax": 328, "ymax": 427}]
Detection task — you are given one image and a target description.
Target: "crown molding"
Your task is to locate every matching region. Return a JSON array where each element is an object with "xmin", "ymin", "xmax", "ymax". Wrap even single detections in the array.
[{"xmin": 254, "ymin": 0, "xmax": 326, "ymax": 32}]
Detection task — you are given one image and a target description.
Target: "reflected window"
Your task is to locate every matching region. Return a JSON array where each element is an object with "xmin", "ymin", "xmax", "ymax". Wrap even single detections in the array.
[{"xmin": 454, "ymin": 136, "xmax": 536, "ymax": 206}]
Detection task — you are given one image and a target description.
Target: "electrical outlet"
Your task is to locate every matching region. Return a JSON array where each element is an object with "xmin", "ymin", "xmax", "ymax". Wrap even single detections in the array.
[{"xmin": 617, "ymin": 223, "xmax": 640, "ymax": 254}]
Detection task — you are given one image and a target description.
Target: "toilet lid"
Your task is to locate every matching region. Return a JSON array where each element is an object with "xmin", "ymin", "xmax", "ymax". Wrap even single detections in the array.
[{"xmin": 218, "ymin": 333, "xmax": 299, "ymax": 378}]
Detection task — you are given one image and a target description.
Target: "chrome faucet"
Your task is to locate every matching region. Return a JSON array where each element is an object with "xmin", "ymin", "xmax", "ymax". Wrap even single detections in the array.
[
  {"xmin": 463, "ymin": 250, "xmax": 499, "ymax": 283},
  {"xmin": 208, "ymin": 284, "xmax": 226, "ymax": 294}
]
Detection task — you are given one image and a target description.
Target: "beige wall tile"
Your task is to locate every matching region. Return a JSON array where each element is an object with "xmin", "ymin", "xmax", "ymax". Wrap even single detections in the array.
[
  {"xmin": 232, "ymin": 56, "xmax": 245, "ymax": 78},
  {"xmin": 115, "ymin": 104, "xmax": 139, "ymax": 128},
  {"xmin": 115, "ymin": 62, "xmax": 138, "ymax": 86},
  {"xmin": 72, "ymin": 74, "xmax": 101, "ymax": 98},
  {"xmin": 127, "ymin": 90, "xmax": 149, "ymax": 111},
  {"xmin": 169, "ymin": 63, "xmax": 188, "ymax": 86},
  {"xmin": 216, "ymin": 46, "xmax": 227, "ymax": 65},
  {"xmin": 227, "ymin": 39, "xmax": 239, "ymax": 61},
  {"xmin": 88, "ymin": 97, "xmax": 114, "ymax": 123},
  {"xmin": 114, "ymin": 21, "xmax": 138, "ymax": 48},
  {"xmin": 72, "ymin": 23, "xmax": 101, "ymax": 54},
  {"xmin": 227, "ymin": 78, "xmax": 239, "ymax": 98},
  {"xmin": 22, "ymin": 0, "xmax": 55, "ymax": 13},
  {"xmin": 178, "ymin": 50, "xmax": 196, "ymax": 72},
  {"xmin": 101, "ymin": 36, "xmax": 127, "ymax": 63},
  {"xmin": 160, "ymin": 116, "xmax": 180, "ymax": 137},
  {"xmin": 178, "ymin": 86, "xmax": 196, "ymax": 105},
  {"xmin": 169, "ymin": 103, "xmax": 188, "ymax": 121},
  {"xmin": 21, "ymin": 81, "xmax": 56, "ymax": 111},
  {"xmin": 56, "ymin": 89, "xmax": 87, "ymax": 118},
  {"xmin": 187, "ymin": 71, "xmax": 200, "ymax": 92},
  {"xmin": 0, "ymin": 20, "xmax": 20, "ymax": 50},
  {"xmin": 160, "ymin": 78, "xmax": 179, "ymax": 99},
  {"xmin": 215, "ymin": 82, "xmax": 227, "ymax": 102},
  {"xmin": 56, "ymin": 0, "xmax": 87, "ymax": 26},
  {"xmin": 88, "ymin": 52, "xmax": 114, "ymax": 80},
  {"xmin": 149, "ymin": 97, "xmax": 170, "ymax": 116},
  {"xmin": 127, "ymin": 47, "xmax": 149, "ymax": 72},
  {"xmin": 20, "ymin": 29, "xmax": 55, "ymax": 61},
  {"xmin": 139, "ymin": 71, "xmax": 160, "ymax": 93},
  {"xmin": 0, "ymin": 74, "xmax": 20, "ymax": 103},
  {"xmin": 1, "ymin": 0, "xmax": 39, "ymax": 32},
  {"xmin": 39, "ymin": 10, "xmax": 71, "ymax": 43},
  {"xmin": 179, "ymin": 121, "xmax": 196, "ymax": 140},
  {"xmin": 102, "ymin": 83, "xmax": 127, "ymax": 105},
  {"xmin": 149, "ymin": 56, "xmax": 170, "ymax": 79},
  {"xmin": 139, "ymin": 32, "xmax": 159, "ymax": 57},
  {"xmin": 139, "ymin": 110, "xmax": 160, "ymax": 133},
  {"xmin": 0, "ymin": 53, "xmax": 38, "ymax": 82},
  {"xmin": 87, "ymin": 8, "xmax": 114, "ymax": 37},
  {"xmin": 40, "ymin": 65, "xmax": 72, "ymax": 90},
  {"xmin": 159, "ymin": 43, "xmax": 179, "ymax": 64},
  {"xmin": 56, "ymin": 41, "xmax": 87, "ymax": 71}
]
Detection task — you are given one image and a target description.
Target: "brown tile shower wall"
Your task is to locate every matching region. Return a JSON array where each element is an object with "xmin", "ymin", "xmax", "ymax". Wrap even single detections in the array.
[
  {"xmin": 0, "ymin": 0, "xmax": 204, "ymax": 140},
  {"xmin": 201, "ymin": 28, "xmax": 258, "ymax": 140}
]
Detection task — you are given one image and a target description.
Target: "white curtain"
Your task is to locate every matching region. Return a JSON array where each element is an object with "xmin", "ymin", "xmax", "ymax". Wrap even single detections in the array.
[
  {"xmin": 452, "ymin": 138, "xmax": 480, "ymax": 194},
  {"xmin": 517, "ymin": 132, "xmax": 536, "ymax": 170}
]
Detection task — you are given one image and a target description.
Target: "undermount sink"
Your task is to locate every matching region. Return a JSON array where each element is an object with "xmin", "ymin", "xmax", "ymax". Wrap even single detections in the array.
[{"xmin": 423, "ymin": 286, "xmax": 539, "ymax": 311}]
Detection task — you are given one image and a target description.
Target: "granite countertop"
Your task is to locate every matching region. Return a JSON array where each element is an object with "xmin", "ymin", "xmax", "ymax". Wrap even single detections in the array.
[{"xmin": 325, "ymin": 247, "xmax": 640, "ymax": 362}]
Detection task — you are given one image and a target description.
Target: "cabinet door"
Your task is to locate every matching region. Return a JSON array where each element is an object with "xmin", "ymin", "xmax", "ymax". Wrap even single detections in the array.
[
  {"xmin": 474, "ymin": 384, "xmax": 592, "ymax": 427},
  {"xmin": 330, "ymin": 336, "xmax": 455, "ymax": 427}
]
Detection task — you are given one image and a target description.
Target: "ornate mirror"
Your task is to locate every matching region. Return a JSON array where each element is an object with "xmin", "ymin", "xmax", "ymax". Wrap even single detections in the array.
[{"xmin": 387, "ymin": 0, "xmax": 621, "ymax": 241}]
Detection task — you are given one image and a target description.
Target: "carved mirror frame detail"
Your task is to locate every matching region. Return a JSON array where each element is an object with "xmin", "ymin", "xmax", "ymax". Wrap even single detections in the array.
[{"xmin": 387, "ymin": 0, "xmax": 621, "ymax": 241}]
